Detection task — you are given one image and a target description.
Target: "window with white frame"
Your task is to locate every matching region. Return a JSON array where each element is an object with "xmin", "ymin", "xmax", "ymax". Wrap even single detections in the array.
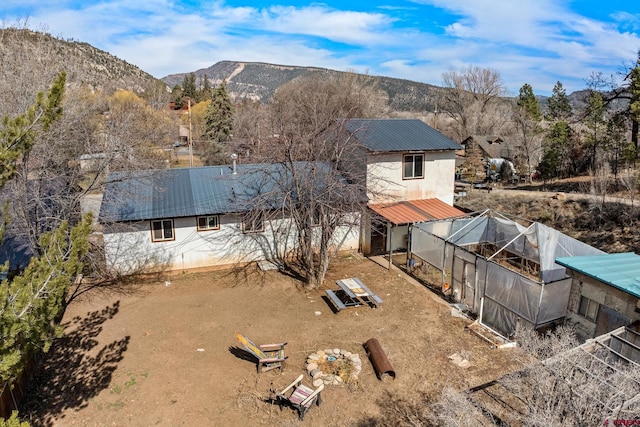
[
  {"xmin": 151, "ymin": 219, "xmax": 174, "ymax": 242},
  {"xmin": 578, "ymin": 295, "xmax": 599, "ymax": 322},
  {"xmin": 242, "ymin": 212, "xmax": 264, "ymax": 233},
  {"xmin": 403, "ymin": 153, "xmax": 424, "ymax": 179},
  {"xmin": 197, "ymin": 215, "xmax": 220, "ymax": 231}
]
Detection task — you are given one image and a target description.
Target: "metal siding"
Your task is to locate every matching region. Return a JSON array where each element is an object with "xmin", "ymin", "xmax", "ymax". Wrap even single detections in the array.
[{"xmin": 345, "ymin": 119, "xmax": 461, "ymax": 152}]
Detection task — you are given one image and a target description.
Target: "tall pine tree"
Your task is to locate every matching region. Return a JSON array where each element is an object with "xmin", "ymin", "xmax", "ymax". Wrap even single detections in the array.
[
  {"xmin": 544, "ymin": 81, "xmax": 574, "ymax": 177},
  {"xmin": 546, "ymin": 81, "xmax": 572, "ymax": 121},
  {"xmin": 203, "ymin": 80, "xmax": 234, "ymax": 165},
  {"xmin": 514, "ymin": 83, "xmax": 543, "ymax": 179},
  {"xmin": 0, "ymin": 72, "xmax": 92, "ymax": 393},
  {"xmin": 181, "ymin": 72, "xmax": 197, "ymax": 103}
]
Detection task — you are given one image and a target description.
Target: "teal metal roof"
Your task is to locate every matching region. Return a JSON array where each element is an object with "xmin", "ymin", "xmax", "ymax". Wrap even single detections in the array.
[
  {"xmin": 343, "ymin": 119, "xmax": 461, "ymax": 152},
  {"xmin": 555, "ymin": 252, "xmax": 640, "ymax": 299}
]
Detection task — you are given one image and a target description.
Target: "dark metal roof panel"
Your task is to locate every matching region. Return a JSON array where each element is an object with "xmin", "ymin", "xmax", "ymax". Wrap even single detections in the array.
[
  {"xmin": 555, "ymin": 252, "xmax": 640, "ymax": 299},
  {"xmin": 344, "ymin": 119, "xmax": 461, "ymax": 152},
  {"xmin": 98, "ymin": 162, "xmax": 340, "ymax": 223}
]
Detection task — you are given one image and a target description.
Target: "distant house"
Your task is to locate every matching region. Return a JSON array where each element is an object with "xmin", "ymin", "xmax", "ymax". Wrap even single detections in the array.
[
  {"xmin": 556, "ymin": 253, "xmax": 640, "ymax": 341},
  {"xmin": 461, "ymin": 135, "xmax": 519, "ymax": 180},
  {"xmin": 341, "ymin": 119, "xmax": 463, "ymax": 255},
  {"xmin": 98, "ymin": 162, "xmax": 360, "ymax": 274}
]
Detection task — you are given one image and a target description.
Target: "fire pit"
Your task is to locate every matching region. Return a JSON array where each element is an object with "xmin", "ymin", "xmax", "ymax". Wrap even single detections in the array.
[{"xmin": 305, "ymin": 348, "xmax": 362, "ymax": 387}]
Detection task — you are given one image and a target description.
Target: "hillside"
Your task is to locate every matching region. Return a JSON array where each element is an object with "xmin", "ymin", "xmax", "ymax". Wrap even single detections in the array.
[
  {"xmin": 162, "ymin": 60, "xmax": 446, "ymax": 111},
  {"xmin": 0, "ymin": 28, "xmax": 161, "ymax": 111}
]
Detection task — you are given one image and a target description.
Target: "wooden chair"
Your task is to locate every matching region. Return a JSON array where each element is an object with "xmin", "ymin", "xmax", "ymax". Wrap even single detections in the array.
[
  {"xmin": 271, "ymin": 374, "xmax": 324, "ymax": 420},
  {"xmin": 236, "ymin": 333, "xmax": 287, "ymax": 373}
]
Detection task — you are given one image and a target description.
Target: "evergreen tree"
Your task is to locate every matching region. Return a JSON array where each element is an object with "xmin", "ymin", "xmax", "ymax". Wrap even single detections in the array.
[
  {"xmin": 582, "ymin": 91, "xmax": 607, "ymax": 171},
  {"xmin": 0, "ymin": 73, "xmax": 92, "ymax": 411},
  {"xmin": 0, "ymin": 215, "xmax": 91, "ymax": 383},
  {"xmin": 181, "ymin": 73, "xmax": 197, "ymax": 102},
  {"xmin": 0, "ymin": 72, "xmax": 65, "ymax": 189},
  {"xmin": 546, "ymin": 81, "xmax": 572, "ymax": 121},
  {"xmin": 538, "ymin": 147, "xmax": 560, "ymax": 182},
  {"xmin": 604, "ymin": 112, "xmax": 633, "ymax": 177},
  {"xmin": 199, "ymin": 74, "xmax": 212, "ymax": 102},
  {"xmin": 514, "ymin": 83, "xmax": 543, "ymax": 179},
  {"xmin": 517, "ymin": 83, "xmax": 542, "ymax": 120},
  {"xmin": 203, "ymin": 80, "xmax": 234, "ymax": 165},
  {"xmin": 545, "ymin": 121, "xmax": 572, "ymax": 177},
  {"xmin": 171, "ymin": 84, "xmax": 183, "ymax": 109}
]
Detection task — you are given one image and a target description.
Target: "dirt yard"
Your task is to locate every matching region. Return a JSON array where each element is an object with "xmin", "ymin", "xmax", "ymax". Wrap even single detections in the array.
[{"xmin": 21, "ymin": 254, "xmax": 517, "ymax": 426}]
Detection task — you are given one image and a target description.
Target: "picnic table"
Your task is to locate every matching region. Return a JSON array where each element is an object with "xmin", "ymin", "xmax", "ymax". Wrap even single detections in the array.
[{"xmin": 325, "ymin": 277, "xmax": 383, "ymax": 312}]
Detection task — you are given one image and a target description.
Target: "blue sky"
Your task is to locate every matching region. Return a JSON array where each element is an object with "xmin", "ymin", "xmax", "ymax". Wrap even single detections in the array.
[{"xmin": 2, "ymin": 0, "xmax": 640, "ymax": 95}]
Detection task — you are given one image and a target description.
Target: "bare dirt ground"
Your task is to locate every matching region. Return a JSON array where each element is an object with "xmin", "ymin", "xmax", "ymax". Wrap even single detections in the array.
[{"xmin": 21, "ymin": 254, "xmax": 517, "ymax": 427}]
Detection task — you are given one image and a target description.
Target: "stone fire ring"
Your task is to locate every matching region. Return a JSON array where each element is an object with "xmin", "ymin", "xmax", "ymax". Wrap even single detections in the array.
[{"xmin": 305, "ymin": 348, "xmax": 362, "ymax": 387}]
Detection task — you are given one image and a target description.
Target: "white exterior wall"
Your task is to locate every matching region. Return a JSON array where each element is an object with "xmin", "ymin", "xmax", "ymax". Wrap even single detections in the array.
[
  {"xmin": 366, "ymin": 151, "xmax": 456, "ymax": 204},
  {"xmin": 103, "ymin": 214, "xmax": 360, "ymax": 274}
]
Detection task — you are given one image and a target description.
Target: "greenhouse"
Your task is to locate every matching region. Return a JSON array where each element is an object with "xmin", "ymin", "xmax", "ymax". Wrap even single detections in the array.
[{"xmin": 409, "ymin": 209, "xmax": 604, "ymax": 337}]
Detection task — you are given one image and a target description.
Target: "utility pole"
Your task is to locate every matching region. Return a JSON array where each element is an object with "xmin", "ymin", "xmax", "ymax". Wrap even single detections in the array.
[{"xmin": 188, "ymin": 99, "xmax": 193, "ymax": 167}]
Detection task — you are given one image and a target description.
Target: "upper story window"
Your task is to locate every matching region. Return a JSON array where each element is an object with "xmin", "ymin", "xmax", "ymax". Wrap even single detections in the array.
[
  {"xmin": 578, "ymin": 295, "xmax": 599, "ymax": 322},
  {"xmin": 197, "ymin": 215, "xmax": 220, "ymax": 231},
  {"xmin": 403, "ymin": 154, "xmax": 424, "ymax": 179},
  {"xmin": 151, "ymin": 219, "xmax": 174, "ymax": 242}
]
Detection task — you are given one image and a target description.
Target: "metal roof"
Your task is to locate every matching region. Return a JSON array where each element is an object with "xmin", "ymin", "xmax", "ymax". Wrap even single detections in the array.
[
  {"xmin": 99, "ymin": 162, "xmax": 348, "ymax": 223},
  {"xmin": 555, "ymin": 252, "xmax": 640, "ymax": 299},
  {"xmin": 369, "ymin": 198, "xmax": 465, "ymax": 225},
  {"xmin": 343, "ymin": 119, "xmax": 461, "ymax": 152},
  {"xmin": 100, "ymin": 164, "xmax": 267, "ymax": 223}
]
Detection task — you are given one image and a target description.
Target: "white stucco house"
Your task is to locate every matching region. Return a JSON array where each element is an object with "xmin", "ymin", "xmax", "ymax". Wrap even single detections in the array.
[
  {"xmin": 341, "ymin": 119, "xmax": 464, "ymax": 255},
  {"xmin": 98, "ymin": 162, "xmax": 360, "ymax": 274}
]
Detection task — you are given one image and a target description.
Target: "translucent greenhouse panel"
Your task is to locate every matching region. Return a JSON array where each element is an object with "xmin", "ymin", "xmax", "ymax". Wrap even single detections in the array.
[
  {"xmin": 537, "ymin": 278, "xmax": 572, "ymax": 324},
  {"xmin": 481, "ymin": 298, "xmax": 519, "ymax": 338},
  {"xmin": 484, "ymin": 263, "xmax": 541, "ymax": 323},
  {"xmin": 411, "ymin": 227, "xmax": 445, "ymax": 269},
  {"xmin": 448, "ymin": 216, "xmax": 489, "ymax": 246},
  {"xmin": 443, "ymin": 242, "xmax": 455, "ymax": 289},
  {"xmin": 536, "ymin": 223, "xmax": 605, "ymax": 283},
  {"xmin": 474, "ymin": 258, "xmax": 488, "ymax": 314}
]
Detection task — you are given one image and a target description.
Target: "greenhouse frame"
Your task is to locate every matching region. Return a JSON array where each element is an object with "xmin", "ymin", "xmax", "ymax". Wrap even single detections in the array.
[{"xmin": 409, "ymin": 209, "xmax": 604, "ymax": 337}]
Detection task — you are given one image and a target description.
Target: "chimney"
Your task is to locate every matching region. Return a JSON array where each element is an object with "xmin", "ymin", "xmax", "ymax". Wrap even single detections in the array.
[{"xmin": 230, "ymin": 153, "xmax": 238, "ymax": 174}]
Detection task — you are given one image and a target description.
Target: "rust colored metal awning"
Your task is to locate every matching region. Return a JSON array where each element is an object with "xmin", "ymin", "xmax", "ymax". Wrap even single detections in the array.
[{"xmin": 368, "ymin": 198, "xmax": 465, "ymax": 226}]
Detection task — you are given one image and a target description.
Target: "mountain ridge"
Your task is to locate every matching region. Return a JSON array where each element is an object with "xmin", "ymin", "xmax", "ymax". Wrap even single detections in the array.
[{"xmin": 161, "ymin": 60, "xmax": 446, "ymax": 112}]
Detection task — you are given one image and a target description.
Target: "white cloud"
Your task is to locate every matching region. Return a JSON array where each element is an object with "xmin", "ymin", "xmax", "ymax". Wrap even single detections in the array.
[{"xmin": 2, "ymin": 0, "xmax": 639, "ymax": 95}]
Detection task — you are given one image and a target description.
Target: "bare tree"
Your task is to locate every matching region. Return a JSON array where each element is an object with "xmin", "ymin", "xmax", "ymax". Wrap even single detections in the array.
[
  {"xmin": 440, "ymin": 65, "xmax": 508, "ymax": 140},
  {"xmin": 241, "ymin": 74, "xmax": 385, "ymax": 289},
  {"xmin": 361, "ymin": 325, "xmax": 640, "ymax": 426}
]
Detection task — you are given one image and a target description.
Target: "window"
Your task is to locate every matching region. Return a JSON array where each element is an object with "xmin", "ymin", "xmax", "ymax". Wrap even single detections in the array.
[
  {"xmin": 578, "ymin": 295, "xmax": 599, "ymax": 322},
  {"xmin": 197, "ymin": 215, "xmax": 220, "ymax": 231},
  {"xmin": 242, "ymin": 212, "xmax": 264, "ymax": 233},
  {"xmin": 151, "ymin": 219, "xmax": 174, "ymax": 242},
  {"xmin": 403, "ymin": 154, "xmax": 424, "ymax": 179}
]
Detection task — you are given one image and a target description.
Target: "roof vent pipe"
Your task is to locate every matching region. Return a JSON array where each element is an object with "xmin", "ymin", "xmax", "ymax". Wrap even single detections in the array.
[{"xmin": 231, "ymin": 153, "xmax": 238, "ymax": 174}]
